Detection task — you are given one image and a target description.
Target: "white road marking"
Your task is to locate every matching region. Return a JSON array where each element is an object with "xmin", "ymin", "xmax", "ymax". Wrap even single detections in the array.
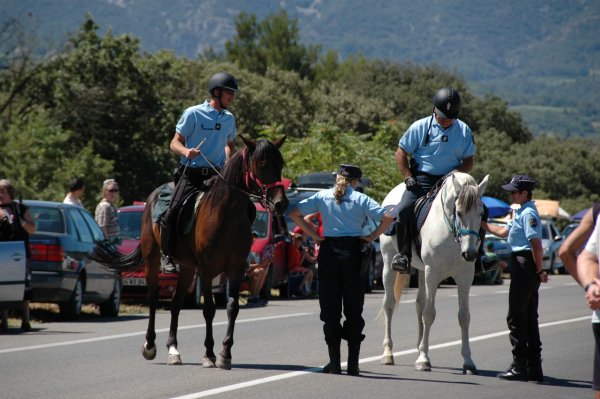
[
  {"xmin": 0, "ymin": 313, "xmax": 313, "ymax": 354},
  {"xmin": 170, "ymin": 315, "xmax": 592, "ymax": 399}
]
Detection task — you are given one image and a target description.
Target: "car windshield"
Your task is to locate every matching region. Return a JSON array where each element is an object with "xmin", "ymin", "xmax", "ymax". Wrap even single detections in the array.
[
  {"xmin": 252, "ymin": 211, "xmax": 269, "ymax": 238},
  {"xmin": 118, "ymin": 211, "xmax": 142, "ymax": 240},
  {"xmin": 30, "ymin": 206, "xmax": 64, "ymax": 233}
]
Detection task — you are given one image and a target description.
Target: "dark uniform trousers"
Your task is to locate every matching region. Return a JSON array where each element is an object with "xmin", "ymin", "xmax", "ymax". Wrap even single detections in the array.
[
  {"xmin": 396, "ymin": 173, "xmax": 441, "ymax": 222},
  {"xmin": 507, "ymin": 250, "xmax": 542, "ymax": 366},
  {"xmin": 318, "ymin": 237, "xmax": 365, "ymax": 346}
]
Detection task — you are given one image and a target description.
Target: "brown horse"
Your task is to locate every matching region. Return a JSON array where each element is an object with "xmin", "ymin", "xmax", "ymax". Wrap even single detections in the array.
[{"xmin": 92, "ymin": 135, "xmax": 287, "ymax": 369}]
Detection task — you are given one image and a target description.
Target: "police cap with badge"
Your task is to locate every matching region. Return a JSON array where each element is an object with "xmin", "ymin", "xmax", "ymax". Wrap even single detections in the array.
[
  {"xmin": 338, "ymin": 164, "xmax": 362, "ymax": 181},
  {"xmin": 500, "ymin": 175, "xmax": 536, "ymax": 193}
]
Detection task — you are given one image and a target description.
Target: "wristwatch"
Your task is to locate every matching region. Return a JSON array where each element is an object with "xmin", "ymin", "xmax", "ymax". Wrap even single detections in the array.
[{"xmin": 584, "ymin": 281, "xmax": 596, "ymax": 292}]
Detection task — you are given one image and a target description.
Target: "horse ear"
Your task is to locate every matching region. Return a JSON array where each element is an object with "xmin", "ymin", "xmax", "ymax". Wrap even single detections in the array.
[
  {"xmin": 239, "ymin": 134, "xmax": 256, "ymax": 152},
  {"xmin": 478, "ymin": 175, "xmax": 490, "ymax": 196},
  {"xmin": 451, "ymin": 173, "xmax": 462, "ymax": 194},
  {"xmin": 272, "ymin": 135, "xmax": 287, "ymax": 149}
]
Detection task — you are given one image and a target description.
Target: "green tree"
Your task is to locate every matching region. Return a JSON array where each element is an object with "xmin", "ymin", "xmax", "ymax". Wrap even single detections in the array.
[{"xmin": 226, "ymin": 10, "xmax": 321, "ymax": 79}]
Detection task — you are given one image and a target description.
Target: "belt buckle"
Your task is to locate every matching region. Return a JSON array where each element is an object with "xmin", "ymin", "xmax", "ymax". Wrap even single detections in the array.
[{"xmin": 202, "ymin": 168, "xmax": 209, "ymax": 176}]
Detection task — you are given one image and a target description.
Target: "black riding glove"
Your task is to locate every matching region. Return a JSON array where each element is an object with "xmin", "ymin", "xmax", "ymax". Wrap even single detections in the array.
[{"xmin": 405, "ymin": 177, "xmax": 419, "ymax": 192}]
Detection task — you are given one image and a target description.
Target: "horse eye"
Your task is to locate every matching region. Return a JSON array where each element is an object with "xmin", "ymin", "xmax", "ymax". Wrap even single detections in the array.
[{"xmin": 456, "ymin": 211, "xmax": 462, "ymax": 217}]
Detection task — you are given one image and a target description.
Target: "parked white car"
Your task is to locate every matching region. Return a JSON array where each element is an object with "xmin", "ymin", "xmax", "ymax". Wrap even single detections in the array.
[{"xmin": 0, "ymin": 241, "xmax": 27, "ymax": 308}]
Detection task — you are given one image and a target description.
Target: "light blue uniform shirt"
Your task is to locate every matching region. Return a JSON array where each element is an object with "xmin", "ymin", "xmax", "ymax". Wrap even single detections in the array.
[
  {"xmin": 399, "ymin": 116, "xmax": 476, "ymax": 175},
  {"xmin": 297, "ymin": 187, "xmax": 386, "ymax": 237},
  {"xmin": 506, "ymin": 201, "xmax": 542, "ymax": 251},
  {"xmin": 176, "ymin": 100, "xmax": 236, "ymax": 168}
]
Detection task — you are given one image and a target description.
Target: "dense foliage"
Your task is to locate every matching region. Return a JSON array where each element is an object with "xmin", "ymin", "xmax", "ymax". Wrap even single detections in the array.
[{"xmin": 1, "ymin": 14, "xmax": 598, "ymax": 216}]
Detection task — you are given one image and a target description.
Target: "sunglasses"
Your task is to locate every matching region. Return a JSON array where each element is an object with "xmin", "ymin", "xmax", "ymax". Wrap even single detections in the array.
[{"xmin": 108, "ymin": 189, "xmax": 119, "ymax": 193}]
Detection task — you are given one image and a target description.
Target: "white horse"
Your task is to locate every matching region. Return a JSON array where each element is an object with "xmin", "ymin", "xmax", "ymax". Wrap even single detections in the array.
[{"xmin": 379, "ymin": 172, "xmax": 489, "ymax": 374}]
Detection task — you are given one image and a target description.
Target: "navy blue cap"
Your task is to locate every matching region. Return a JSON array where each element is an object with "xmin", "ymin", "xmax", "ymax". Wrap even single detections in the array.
[
  {"xmin": 338, "ymin": 164, "xmax": 362, "ymax": 181},
  {"xmin": 501, "ymin": 175, "xmax": 536, "ymax": 192}
]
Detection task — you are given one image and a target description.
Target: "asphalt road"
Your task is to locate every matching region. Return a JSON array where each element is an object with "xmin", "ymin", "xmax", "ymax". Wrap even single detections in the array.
[{"xmin": 0, "ymin": 275, "xmax": 594, "ymax": 399}]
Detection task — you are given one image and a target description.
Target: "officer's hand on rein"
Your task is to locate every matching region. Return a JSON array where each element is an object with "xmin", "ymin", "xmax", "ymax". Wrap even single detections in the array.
[{"xmin": 405, "ymin": 177, "xmax": 419, "ymax": 192}]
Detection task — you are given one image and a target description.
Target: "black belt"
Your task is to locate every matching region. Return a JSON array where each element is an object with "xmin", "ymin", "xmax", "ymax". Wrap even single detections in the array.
[
  {"xmin": 185, "ymin": 167, "xmax": 217, "ymax": 176},
  {"xmin": 511, "ymin": 250, "xmax": 532, "ymax": 256},
  {"xmin": 325, "ymin": 236, "xmax": 360, "ymax": 242},
  {"xmin": 415, "ymin": 171, "xmax": 444, "ymax": 179}
]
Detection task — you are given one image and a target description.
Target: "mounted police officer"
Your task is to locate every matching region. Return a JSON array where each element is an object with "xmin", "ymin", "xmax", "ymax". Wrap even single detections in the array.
[
  {"xmin": 160, "ymin": 72, "xmax": 239, "ymax": 271},
  {"xmin": 391, "ymin": 88, "xmax": 478, "ymax": 273},
  {"xmin": 290, "ymin": 164, "xmax": 394, "ymax": 376}
]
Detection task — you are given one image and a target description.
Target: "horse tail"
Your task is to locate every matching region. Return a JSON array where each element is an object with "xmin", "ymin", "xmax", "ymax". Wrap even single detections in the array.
[
  {"xmin": 91, "ymin": 240, "xmax": 144, "ymax": 273},
  {"xmin": 393, "ymin": 272, "xmax": 408, "ymax": 304}
]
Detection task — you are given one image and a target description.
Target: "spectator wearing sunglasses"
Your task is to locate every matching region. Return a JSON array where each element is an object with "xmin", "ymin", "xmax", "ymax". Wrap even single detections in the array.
[{"xmin": 95, "ymin": 178, "xmax": 121, "ymax": 244}]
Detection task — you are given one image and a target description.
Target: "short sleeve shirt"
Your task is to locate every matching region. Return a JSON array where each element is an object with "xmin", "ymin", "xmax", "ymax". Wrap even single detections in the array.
[
  {"xmin": 584, "ymin": 222, "xmax": 600, "ymax": 322},
  {"xmin": 95, "ymin": 199, "xmax": 120, "ymax": 239},
  {"xmin": 399, "ymin": 116, "xmax": 476, "ymax": 175},
  {"xmin": 506, "ymin": 201, "xmax": 542, "ymax": 251},
  {"xmin": 176, "ymin": 100, "xmax": 236, "ymax": 168},
  {"xmin": 297, "ymin": 187, "xmax": 386, "ymax": 237}
]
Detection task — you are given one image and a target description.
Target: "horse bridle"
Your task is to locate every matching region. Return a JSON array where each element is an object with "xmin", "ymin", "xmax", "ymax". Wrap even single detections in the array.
[
  {"xmin": 440, "ymin": 176, "xmax": 481, "ymax": 244},
  {"xmin": 197, "ymin": 147, "xmax": 284, "ymax": 211}
]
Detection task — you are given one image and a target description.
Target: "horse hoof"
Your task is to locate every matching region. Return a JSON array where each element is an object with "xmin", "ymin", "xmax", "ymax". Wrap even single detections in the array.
[
  {"xmin": 141, "ymin": 343, "xmax": 156, "ymax": 360},
  {"xmin": 415, "ymin": 362, "xmax": 432, "ymax": 372},
  {"xmin": 167, "ymin": 354, "xmax": 182, "ymax": 365},
  {"xmin": 381, "ymin": 355, "xmax": 395, "ymax": 365},
  {"xmin": 463, "ymin": 365, "xmax": 479, "ymax": 375},
  {"xmin": 202, "ymin": 356, "xmax": 217, "ymax": 368},
  {"xmin": 216, "ymin": 354, "xmax": 232, "ymax": 370}
]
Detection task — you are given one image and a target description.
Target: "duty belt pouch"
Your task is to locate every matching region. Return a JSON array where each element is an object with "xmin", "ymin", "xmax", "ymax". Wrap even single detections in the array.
[{"xmin": 360, "ymin": 241, "xmax": 373, "ymax": 278}]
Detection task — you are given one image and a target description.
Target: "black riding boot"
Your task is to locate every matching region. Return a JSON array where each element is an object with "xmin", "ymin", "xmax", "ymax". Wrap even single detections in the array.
[
  {"xmin": 391, "ymin": 221, "xmax": 411, "ymax": 273},
  {"xmin": 527, "ymin": 359, "xmax": 544, "ymax": 383},
  {"xmin": 159, "ymin": 215, "xmax": 177, "ymax": 274},
  {"xmin": 347, "ymin": 343, "xmax": 361, "ymax": 376},
  {"xmin": 497, "ymin": 361, "xmax": 528, "ymax": 381},
  {"xmin": 323, "ymin": 345, "xmax": 341, "ymax": 374}
]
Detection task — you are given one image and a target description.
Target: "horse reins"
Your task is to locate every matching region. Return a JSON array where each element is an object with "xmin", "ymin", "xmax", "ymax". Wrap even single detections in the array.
[
  {"xmin": 440, "ymin": 175, "xmax": 481, "ymax": 244},
  {"xmin": 197, "ymin": 146, "xmax": 284, "ymax": 210}
]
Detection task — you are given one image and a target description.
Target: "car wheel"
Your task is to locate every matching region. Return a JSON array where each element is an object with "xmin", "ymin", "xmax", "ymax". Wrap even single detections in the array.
[
  {"xmin": 60, "ymin": 276, "xmax": 83, "ymax": 321},
  {"xmin": 185, "ymin": 274, "xmax": 202, "ymax": 309},
  {"xmin": 259, "ymin": 264, "xmax": 273, "ymax": 300},
  {"xmin": 99, "ymin": 278, "xmax": 121, "ymax": 317}
]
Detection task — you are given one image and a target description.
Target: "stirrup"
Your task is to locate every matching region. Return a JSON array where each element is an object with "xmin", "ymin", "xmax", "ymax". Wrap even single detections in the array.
[
  {"xmin": 160, "ymin": 255, "xmax": 178, "ymax": 274},
  {"xmin": 391, "ymin": 253, "xmax": 410, "ymax": 274}
]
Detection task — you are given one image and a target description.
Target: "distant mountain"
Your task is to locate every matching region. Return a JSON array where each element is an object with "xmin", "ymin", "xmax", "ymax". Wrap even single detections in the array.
[{"xmin": 2, "ymin": 0, "xmax": 598, "ymax": 137}]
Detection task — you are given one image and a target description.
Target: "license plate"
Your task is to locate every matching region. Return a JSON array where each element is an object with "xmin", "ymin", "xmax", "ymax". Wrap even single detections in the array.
[{"xmin": 122, "ymin": 277, "xmax": 146, "ymax": 286}]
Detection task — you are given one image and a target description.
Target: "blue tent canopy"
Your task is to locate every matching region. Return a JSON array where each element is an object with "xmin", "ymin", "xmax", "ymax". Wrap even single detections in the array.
[
  {"xmin": 571, "ymin": 208, "xmax": 590, "ymax": 222},
  {"xmin": 482, "ymin": 196, "xmax": 511, "ymax": 218}
]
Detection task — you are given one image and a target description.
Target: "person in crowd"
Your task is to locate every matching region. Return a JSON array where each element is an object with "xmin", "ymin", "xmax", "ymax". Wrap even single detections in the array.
[
  {"xmin": 290, "ymin": 164, "xmax": 394, "ymax": 376},
  {"xmin": 246, "ymin": 232, "xmax": 270, "ymax": 307},
  {"xmin": 95, "ymin": 179, "xmax": 120, "ymax": 243},
  {"xmin": 391, "ymin": 88, "xmax": 480, "ymax": 274},
  {"xmin": 0, "ymin": 179, "xmax": 36, "ymax": 331},
  {"xmin": 160, "ymin": 72, "xmax": 238, "ymax": 273},
  {"xmin": 482, "ymin": 175, "xmax": 548, "ymax": 382},
  {"xmin": 288, "ymin": 228, "xmax": 316, "ymax": 297},
  {"xmin": 63, "ymin": 177, "xmax": 85, "ymax": 208},
  {"xmin": 480, "ymin": 241, "xmax": 507, "ymax": 284},
  {"xmin": 559, "ymin": 203, "xmax": 600, "ymax": 285},
  {"xmin": 566, "ymin": 204, "xmax": 600, "ymax": 399}
]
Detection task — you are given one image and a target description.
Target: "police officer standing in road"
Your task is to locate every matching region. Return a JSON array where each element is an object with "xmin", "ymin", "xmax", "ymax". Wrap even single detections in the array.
[
  {"xmin": 391, "ymin": 88, "xmax": 477, "ymax": 273},
  {"xmin": 160, "ymin": 72, "xmax": 239, "ymax": 272},
  {"xmin": 290, "ymin": 164, "xmax": 394, "ymax": 376},
  {"xmin": 483, "ymin": 175, "xmax": 548, "ymax": 382}
]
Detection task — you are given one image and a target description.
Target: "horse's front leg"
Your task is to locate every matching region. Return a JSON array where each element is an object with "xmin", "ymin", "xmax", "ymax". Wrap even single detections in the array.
[
  {"xmin": 416, "ymin": 266, "xmax": 438, "ymax": 372},
  {"xmin": 165, "ymin": 267, "xmax": 195, "ymax": 365},
  {"xmin": 216, "ymin": 268, "xmax": 244, "ymax": 370},
  {"xmin": 455, "ymin": 271, "xmax": 478, "ymax": 375},
  {"xmin": 201, "ymin": 276, "xmax": 217, "ymax": 368}
]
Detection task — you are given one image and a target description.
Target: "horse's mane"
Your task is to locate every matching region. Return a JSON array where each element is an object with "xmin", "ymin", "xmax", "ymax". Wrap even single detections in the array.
[
  {"xmin": 454, "ymin": 173, "xmax": 479, "ymax": 213},
  {"xmin": 206, "ymin": 139, "xmax": 285, "ymax": 204}
]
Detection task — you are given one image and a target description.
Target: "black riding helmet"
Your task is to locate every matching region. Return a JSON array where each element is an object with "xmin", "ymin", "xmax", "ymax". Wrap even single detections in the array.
[
  {"xmin": 208, "ymin": 72, "xmax": 239, "ymax": 96},
  {"xmin": 433, "ymin": 88, "xmax": 461, "ymax": 120}
]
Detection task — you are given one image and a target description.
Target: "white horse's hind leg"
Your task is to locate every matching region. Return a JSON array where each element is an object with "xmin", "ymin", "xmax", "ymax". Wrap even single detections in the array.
[{"xmin": 455, "ymin": 271, "xmax": 478, "ymax": 375}]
